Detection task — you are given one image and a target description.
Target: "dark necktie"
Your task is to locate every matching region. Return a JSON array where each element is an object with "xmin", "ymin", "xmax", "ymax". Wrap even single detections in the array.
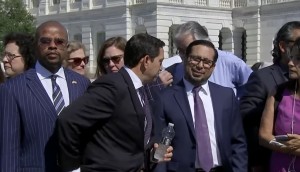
[
  {"xmin": 138, "ymin": 86, "xmax": 152, "ymax": 147},
  {"xmin": 51, "ymin": 75, "xmax": 65, "ymax": 115},
  {"xmin": 192, "ymin": 86, "xmax": 213, "ymax": 172}
]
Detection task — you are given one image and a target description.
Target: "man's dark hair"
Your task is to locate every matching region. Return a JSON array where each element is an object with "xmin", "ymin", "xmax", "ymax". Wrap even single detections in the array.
[
  {"xmin": 3, "ymin": 32, "xmax": 36, "ymax": 69},
  {"xmin": 185, "ymin": 40, "xmax": 218, "ymax": 63},
  {"xmin": 272, "ymin": 21, "xmax": 300, "ymax": 64},
  {"xmin": 124, "ymin": 33, "xmax": 165, "ymax": 68}
]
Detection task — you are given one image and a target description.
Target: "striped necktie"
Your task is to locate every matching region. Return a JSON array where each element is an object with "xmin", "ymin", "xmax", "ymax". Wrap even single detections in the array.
[
  {"xmin": 138, "ymin": 86, "xmax": 152, "ymax": 147},
  {"xmin": 51, "ymin": 75, "xmax": 65, "ymax": 115}
]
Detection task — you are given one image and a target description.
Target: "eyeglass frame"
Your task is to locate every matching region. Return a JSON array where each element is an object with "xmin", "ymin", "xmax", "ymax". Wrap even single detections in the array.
[
  {"xmin": 102, "ymin": 54, "xmax": 123, "ymax": 65},
  {"xmin": 187, "ymin": 55, "xmax": 215, "ymax": 68},
  {"xmin": 0, "ymin": 52, "xmax": 22, "ymax": 63},
  {"xmin": 67, "ymin": 56, "xmax": 89, "ymax": 66},
  {"xmin": 38, "ymin": 37, "xmax": 67, "ymax": 50}
]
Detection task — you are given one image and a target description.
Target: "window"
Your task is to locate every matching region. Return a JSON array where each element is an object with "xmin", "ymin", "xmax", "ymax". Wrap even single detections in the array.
[
  {"xmin": 96, "ymin": 32, "xmax": 106, "ymax": 55},
  {"xmin": 74, "ymin": 34, "xmax": 82, "ymax": 42},
  {"xmin": 53, "ymin": 0, "xmax": 60, "ymax": 5},
  {"xmin": 218, "ymin": 31, "xmax": 223, "ymax": 50},
  {"xmin": 168, "ymin": 25, "xmax": 179, "ymax": 57},
  {"xmin": 241, "ymin": 30, "xmax": 247, "ymax": 62},
  {"xmin": 32, "ymin": 0, "xmax": 39, "ymax": 7}
]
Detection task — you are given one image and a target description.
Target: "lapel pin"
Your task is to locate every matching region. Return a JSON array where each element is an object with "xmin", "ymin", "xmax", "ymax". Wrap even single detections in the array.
[{"xmin": 72, "ymin": 80, "xmax": 77, "ymax": 84}]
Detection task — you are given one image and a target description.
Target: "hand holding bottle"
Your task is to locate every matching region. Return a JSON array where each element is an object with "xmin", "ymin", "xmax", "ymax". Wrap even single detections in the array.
[
  {"xmin": 153, "ymin": 143, "xmax": 173, "ymax": 162},
  {"xmin": 154, "ymin": 123, "xmax": 175, "ymax": 162}
]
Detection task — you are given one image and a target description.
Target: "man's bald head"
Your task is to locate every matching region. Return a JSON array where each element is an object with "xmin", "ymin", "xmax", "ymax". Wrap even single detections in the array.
[{"xmin": 35, "ymin": 21, "xmax": 68, "ymax": 41}]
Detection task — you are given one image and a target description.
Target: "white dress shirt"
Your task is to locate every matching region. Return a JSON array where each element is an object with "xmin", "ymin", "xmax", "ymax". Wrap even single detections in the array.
[
  {"xmin": 36, "ymin": 61, "xmax": 70, "ymax": 108},
  {"xmin": 183, "ymin": 79, "xmax": 221, "ymax": 167}
]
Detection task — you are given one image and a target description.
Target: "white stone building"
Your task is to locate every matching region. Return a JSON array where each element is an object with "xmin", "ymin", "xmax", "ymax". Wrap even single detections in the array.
[{"xmin": 24, "ymin": 0, "xmax": 300, "ymax": 75}]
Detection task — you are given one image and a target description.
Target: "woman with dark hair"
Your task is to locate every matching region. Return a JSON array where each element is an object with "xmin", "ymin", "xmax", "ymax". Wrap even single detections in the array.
[
  {"xmin": 260, "ymin": 38, "xmax": 300, "ymax": 172},
  {"xmin": 95, "ymin": 37, "xmax": 127, "ymax": 78},
  {"xmin": 1, "ymin": 32, "xmax": 35, "ymax": 78}
]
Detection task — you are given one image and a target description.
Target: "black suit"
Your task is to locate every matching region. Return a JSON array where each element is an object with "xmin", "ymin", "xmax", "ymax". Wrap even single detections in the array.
[
  {"xmin": 56, "ymin": 68, "xmax": 161, "ymax": 171},
  {"xmin": 240, "ymin": 64, "xmax": 288, "ymax": 168}
]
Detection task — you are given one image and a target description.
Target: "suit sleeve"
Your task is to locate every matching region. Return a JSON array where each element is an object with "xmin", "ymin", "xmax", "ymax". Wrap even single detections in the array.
[
  {"xmin": 240, "ymin": 72, "xmax": 268, "ymax": 125},
  {"xmin": 152, "ymin": 91, "xmax": 168, "ymax": 172},
  {"xmin": 230, "ymin": 90, "xmax": 248, "ymax": 172},
  {"xmin": 55, "ymin": 78, "xmax": 118, "ymax": 171},
  {"xmin": 0, "ymin": 84, "xmax": 21, "ymax": 171}
]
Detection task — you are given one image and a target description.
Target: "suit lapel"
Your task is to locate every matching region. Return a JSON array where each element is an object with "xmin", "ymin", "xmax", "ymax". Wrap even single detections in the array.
[
  {"xmin": 174, "ymin": 81, "xmax": 196, "ymax": 138},
  {"xmin": 208, "ymin": 82, "xmax": 223, "ymax": 144},
  {"xmin": 26, "ymin": 69, "xmax": 57, "ymax": 121},
  {"xmin": 119, "ymin": 68, "xmax": 145, "ymax": 131},
  {"xmin": 64, "ymin": 68, "xmax": 77, "ymax": 102}
]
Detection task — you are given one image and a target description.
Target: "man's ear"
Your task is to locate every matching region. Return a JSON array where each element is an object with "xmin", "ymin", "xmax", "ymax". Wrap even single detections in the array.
[{"xmin": 141, "ymin": 55, "xmax": 151, "ymax": 68}]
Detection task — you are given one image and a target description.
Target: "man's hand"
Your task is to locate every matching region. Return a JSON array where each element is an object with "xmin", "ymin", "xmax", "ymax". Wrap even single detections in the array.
[
  {"xmin": 153, "ymin": 143, "xmax": 173, "ymax": 162},
  {"xmin": 159, "ymin": 71, "xmax": 173, "ymax": 87}
]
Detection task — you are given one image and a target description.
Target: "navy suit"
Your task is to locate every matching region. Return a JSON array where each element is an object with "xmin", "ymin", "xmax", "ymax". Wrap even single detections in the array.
[
  {"xmin": 154, "ymin": 81, "xmax": 247, "ymax": 172},
  {"xmin": 0, "ymin": 68, "xmax": 90, "ymax": 172}
]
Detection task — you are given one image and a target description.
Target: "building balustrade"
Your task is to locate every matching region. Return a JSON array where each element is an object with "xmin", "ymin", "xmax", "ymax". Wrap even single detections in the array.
[{"xmin": 25, "ymin": 0, "xmax": 298, "ymax": 16}]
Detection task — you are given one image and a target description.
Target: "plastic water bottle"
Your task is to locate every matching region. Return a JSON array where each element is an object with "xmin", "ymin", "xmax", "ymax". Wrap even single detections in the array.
[{"xmin": 154, "ymin": 123, "xmax": 175, "ymax": 161}]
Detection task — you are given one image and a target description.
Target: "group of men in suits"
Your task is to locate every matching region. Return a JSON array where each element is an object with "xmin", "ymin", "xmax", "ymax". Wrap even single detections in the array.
[
  {"xmin": 0, "ymin": 21, "xmax": 173, "ymax": 172},
  {"xmin": 4, "ymin": 19, "xmax": 296, "ymax": 172}
]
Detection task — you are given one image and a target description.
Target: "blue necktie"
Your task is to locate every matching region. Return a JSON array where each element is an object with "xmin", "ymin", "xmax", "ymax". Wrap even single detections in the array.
[
  {"xmin": 138, "ymin": 86, "xmax": 152, "ymax": 147},
  {"xmin": 51, "ymin": 75, "xmax": 65, "ymax": 115},
  {"xmin": 192, "ymin": 86, "xmax": 213, "ymax": 172}
]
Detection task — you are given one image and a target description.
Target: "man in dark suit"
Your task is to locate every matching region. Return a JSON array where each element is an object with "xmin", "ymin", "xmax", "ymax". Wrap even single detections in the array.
[
  {"xmin": 56, "ymin": 33, "xmax": 173, "ymax": 171},
  {"xmin": 0, "ymin": 21, "xmax": 90, "ymax": 172},
  {"xmin": 240, "ymin": 21, "xmax": 300, "ymax": 172},
  {"xmin": 154, "ymin": 40, "xmax": 247, "ymax": 172}
]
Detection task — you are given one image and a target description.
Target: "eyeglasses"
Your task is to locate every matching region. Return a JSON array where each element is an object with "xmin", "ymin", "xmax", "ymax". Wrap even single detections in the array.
[
  {"xmin": 39, "ymin": 37, "xmax": 67, "ymax": 49},
  {"xmin": 1, "ymin": 52, "xmax": 22, "ymax": 62},
  {"xmin": 188, "ymin": 55, "xmax": 214, "ymax": 68},
  {"xmin": 102, "ymin": 54, "xmax": 123, "ymax": 65},
  {"xmin": 68, "ymin": 56, "xmax": 89, "ymax": 65}
]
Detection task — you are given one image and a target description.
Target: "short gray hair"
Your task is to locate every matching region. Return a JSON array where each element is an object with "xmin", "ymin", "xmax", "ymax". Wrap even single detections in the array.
[{"xmin": 174, "ymin": 21, "xmax": 210, "ymax": 45}]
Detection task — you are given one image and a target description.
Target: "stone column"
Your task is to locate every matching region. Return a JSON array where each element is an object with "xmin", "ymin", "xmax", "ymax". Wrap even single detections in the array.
[
  {"xmin": 38, "ymin": 0, "xmax": 49, "ymax": 15},
  {"xmin": 81, "ymin": 24, "xmax": 95, "ymax": 76}
]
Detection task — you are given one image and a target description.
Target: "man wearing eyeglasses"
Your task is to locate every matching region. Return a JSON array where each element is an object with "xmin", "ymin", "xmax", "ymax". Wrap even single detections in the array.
[
  {"xmin": 164, "ymin": 21, "xmax": 252, "ymax": 99},
  {"xmin": 0, "ymin": 20, "xmax": 90, "ymax": 172},
  {"xmin": 154, "ymin": 40, "xmax": 247, "ymax": 172}
]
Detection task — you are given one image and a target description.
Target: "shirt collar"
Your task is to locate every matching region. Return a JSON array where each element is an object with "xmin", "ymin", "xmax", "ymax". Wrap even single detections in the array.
[
  {"xmin": 124, "ymin": 66, "xmax": 143, "ymax": 89},
  {"xmin": 183, "ymin": 78, "xmax": 209, "ymax": 95},
  {"xmin": 35, "ymin": 61, "xmax": 66, "ymax": 80}
]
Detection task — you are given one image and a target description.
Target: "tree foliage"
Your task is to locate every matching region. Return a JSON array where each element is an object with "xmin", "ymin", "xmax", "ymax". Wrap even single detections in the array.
[{"xmin": 0, "ymin": 0, "xmax": 36, "ymax": 52}]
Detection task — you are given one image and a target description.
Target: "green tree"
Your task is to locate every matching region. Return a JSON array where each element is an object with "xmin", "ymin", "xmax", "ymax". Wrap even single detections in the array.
[{"xmin": 0, "ymin": 0, "xmax": 36, "ymax": 52}]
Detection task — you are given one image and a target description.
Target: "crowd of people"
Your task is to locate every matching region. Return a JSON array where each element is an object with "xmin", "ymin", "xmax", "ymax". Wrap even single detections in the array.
[{"xmin": 0, "ymin": 19, "xmax": 300, "ymax": 172}]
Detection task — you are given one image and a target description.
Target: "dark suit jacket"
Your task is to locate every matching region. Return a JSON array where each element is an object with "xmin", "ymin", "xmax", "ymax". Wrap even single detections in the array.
[
  {"xmin": 240, "ymin": 64, "xmax": 287, "ymax": 166},
  {"xmin": 56, "ymin": 68, "xmax": 161, "ymax": 172},
  {"xmin": 0, "ymin": 68, "xmax": 90, "ymax": 172},
  {"xmin": 154, "ymin": 81, "xmax": 247, "ymax": 172}
]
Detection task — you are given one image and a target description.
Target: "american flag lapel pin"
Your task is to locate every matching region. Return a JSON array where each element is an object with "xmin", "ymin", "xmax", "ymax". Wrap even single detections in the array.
[{"xmin": 72, "ymin": 80, "xmax": 77, "ymax": 84}]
